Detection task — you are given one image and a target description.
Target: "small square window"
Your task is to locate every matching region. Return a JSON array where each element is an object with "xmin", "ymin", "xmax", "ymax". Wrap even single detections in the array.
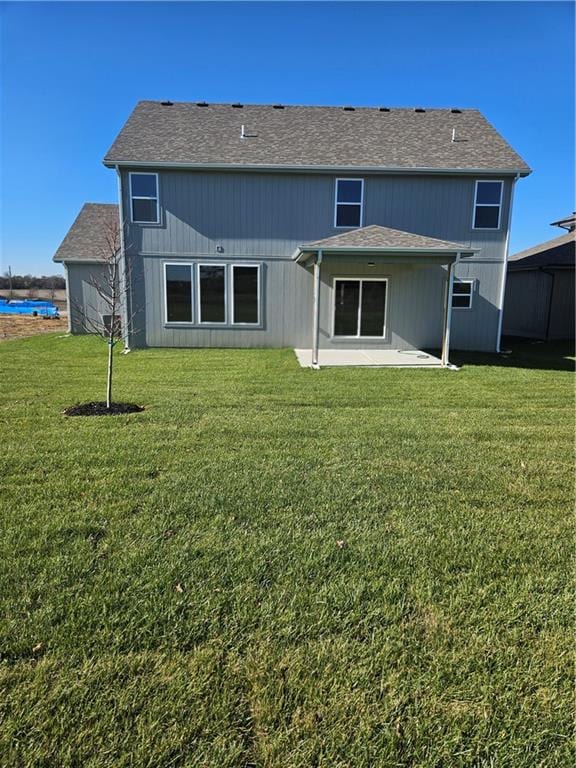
[{"xmin": 452, "ymin": 280, "xmax": 474, "ymax": 309}]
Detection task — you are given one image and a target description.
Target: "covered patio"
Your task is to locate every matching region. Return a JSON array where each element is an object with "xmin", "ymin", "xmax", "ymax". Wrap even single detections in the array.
[{"xmin": 294, "ymin": 225, "xmax": 476, "ymax": 369}]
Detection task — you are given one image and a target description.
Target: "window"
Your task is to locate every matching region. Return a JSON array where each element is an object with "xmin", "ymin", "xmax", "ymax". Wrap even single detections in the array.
[
  {"xmin": 130, "ymin": 173, "xmax": 159, "ymax": 223},
  {"xmin": 335, "ymin": 179, "xmax": 363, "ymax": 228},
  {"xmin": 473, "ymin": 181, "xmax": 503, "ymax": 229},
  {"xmin": 199, "ymin": 264, "xmax": 226, "ymax": 323},
  {"xmin": 333, "ymin": 278, "xmax": 387, "ymax": 337},
  {"xmin": 165, "ymin": 264, "xmax": 193, "ymax": 322},
  {"xmin": 452, "ymin": 280, "xmax": 474, "ymax": 309},
  {"xmin": 232, "ymin": 265, "xmax": 260, "ymax": 324}
]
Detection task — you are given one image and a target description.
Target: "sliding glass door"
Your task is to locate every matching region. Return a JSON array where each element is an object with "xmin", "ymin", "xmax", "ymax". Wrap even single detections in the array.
[{"xmin": 333, "ymin": 278, "xmax": 387, "ymax": 338}]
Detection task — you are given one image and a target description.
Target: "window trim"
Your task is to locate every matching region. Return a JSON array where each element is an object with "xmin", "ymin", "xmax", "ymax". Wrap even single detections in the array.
[
  {"xmin": 331, "ymin": 277, "xmax": 388, "ymax": 339},
  {"xmin": 472, "ymin": 180, "xmax": 503, "ymax": 230},
  {"xmin": 163, "ymin": 262, "xmax": 194, "ymax": 325},
  {"xmin": 334, "ymin": 178, "xmax": 364, "ymax": 229},
  {"xmin": 129, "ymin": 172, "xmax": 160, "ymax": 224},
  {"xmin": 197, "ymin": 262, "xmax": 228, "ymax": 325},
  {"xmin": 452, "ymin": 278, "xmax": 474, "ymax": 310},
  {"xmin": 231, "ymin": 263, "xmax": 261, "ymax": 326}
]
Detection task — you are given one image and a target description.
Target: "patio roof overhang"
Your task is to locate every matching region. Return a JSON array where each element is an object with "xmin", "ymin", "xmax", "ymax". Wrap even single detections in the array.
[{"xmin": 293, "ymin": 224, "xmax": 478, "ymax": 264}]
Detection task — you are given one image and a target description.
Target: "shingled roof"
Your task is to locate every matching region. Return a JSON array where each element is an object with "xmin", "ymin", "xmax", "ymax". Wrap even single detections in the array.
[
  {"xmin": 104, "ymin": 101, "xmax": 530, "ymax": 174},
  {"xmin": 297, "ymin": 224, "xmax": 475, "ymax": 257},
  {"xmin": 508, "ymin": 231, "xmax": 575, "ymax": 271},
  {"xmin": 53, "ymin": 203, "xmax": 119, "ymax": 263}
]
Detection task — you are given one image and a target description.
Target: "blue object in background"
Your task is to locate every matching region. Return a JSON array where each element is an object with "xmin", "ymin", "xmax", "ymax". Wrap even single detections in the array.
[{"xmin": 0, "ymin": 299, "xmax": 60, "ymax": 318}]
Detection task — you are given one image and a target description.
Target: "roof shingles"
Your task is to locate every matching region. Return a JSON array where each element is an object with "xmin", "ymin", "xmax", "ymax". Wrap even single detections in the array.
[
  {"xmin": 104, "ymin": 101, "xmax": 530, "ymax": 173},
  {"xmin": 301, "ymin": 225, "xmax": 473, "ymax": 252},
  {"xmin": 53, "ymin": 203, "xmax": 119, "ymax": 263}
]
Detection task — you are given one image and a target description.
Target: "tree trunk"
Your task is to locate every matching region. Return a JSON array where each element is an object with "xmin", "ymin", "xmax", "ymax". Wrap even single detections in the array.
[{"xmin": 106, "ymin": 341, "xmax": 113, "ymax": 409}]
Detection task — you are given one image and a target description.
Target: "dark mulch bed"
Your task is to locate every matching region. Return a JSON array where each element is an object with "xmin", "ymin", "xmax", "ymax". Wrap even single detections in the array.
[{"xmin": 63, "ymin": 402, "xmax": 145, "ymax": 417}]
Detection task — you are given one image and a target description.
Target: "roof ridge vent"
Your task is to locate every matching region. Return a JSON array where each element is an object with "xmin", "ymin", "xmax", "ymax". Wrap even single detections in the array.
[
  {"xmin": 414, "ymin": 108, "xmax": 426, "ymax": 113},
  {"xmin": 272, "ymin": 104, "xmax": 285, "ymax": 109},
  {"xmin": 379, "ymin": 107, "xmax": 390, "ymax": 112},
  {"xmin": 231, "ymin": 103, "xmax": 243, "ymax": 108},
  {"xmin": 451, "ymin": 108, "xmax": 462, "ymax": 114},
  {"xmin": 343, "ymin": 106, "xmax": 356, "ymax": 111},
  {"xmin": 160, "ymin": 100, "xmax": 173, "ymax": 106},
  {"xmin": 196, "ymin": 101, "xmax": 209, "ymax": 107}
]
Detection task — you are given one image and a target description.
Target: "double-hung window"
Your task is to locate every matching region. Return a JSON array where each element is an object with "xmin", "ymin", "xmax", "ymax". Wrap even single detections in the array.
[
  {"xmin": 335, "ymin": 179, "xmax": 363, "ymax": 228},
  {"xmin": 165, "ymin": 264, "xmax": 193, "ymax": 322},
  {"xmin": 333, "ymin": 278, "xmax": 387, "ymax": 337},
  {"xmin": 452, "ymin": 279, "xmax": 474, "ymax": 309},
  {"xmin": 473, "ymin": 181, "xmax": 503, "ymax": 229},
  {"xmin": 130, "ymin": 172, "xmax": 159, "ymax": 224}
]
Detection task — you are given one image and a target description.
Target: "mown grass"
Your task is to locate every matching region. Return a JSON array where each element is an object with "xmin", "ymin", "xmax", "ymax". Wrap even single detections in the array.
[{"xmin": 0, "ymin": 335, "xmax": 573, "ymax": 767}]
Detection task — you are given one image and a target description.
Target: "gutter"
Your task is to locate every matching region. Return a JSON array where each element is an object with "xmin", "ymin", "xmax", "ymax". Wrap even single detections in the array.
[
  {"xmin": 115, "ymin": 165, "xmax": 131, "ymax": 350},
  {"xmin": 294, "ymin": 246, "xmax": 478, "ymax": 262},
  {"xmin": 103, "ymin": 159, "xmax": 531, "ymax": 177},
  {"xmin": 495, "ymin": 173, "xmax": 520, "ymax": 352}
]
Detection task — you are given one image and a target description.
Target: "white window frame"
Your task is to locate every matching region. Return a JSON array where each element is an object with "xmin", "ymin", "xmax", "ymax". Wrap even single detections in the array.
[
  {"xmin": 163, "ymin": 262, "xmax": 194, "ymax": 325},
  {"xmin": 197, "ymin": 263, "xmax": 227, "ymax": 325},
  {"xmin": 231, "ymin": 264, "xmax": 261, "ymax": 325},
  {"xmin": 334, "ymin": 178, "xmax": 364, "ymax": 229},
  {"xmin": 472, "ymin": 180, "xmax": 503, "ymax": 230},
  {"xmin": 452, "ymin": 279, "xmax": 474, "ymax": 310},
  {"xmin": 129, "ymin": 172, "xmax": 160, "ymax": 224},
  {"xmin": 331, "ymin": 277, "xmax": 388, "ymax": 339}
]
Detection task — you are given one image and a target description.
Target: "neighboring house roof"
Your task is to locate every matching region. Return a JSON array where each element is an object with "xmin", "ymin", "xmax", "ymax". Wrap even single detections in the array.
[
  {"xmin": 53, "ymin": 203, "xmax": 119, "ymax": 263},
  {"xmin": 103, "ymin": 101, "xmax": 530, "ymax": 175},
  {"xmin": 550, "ymin": 212, "xmax": 575, "ymax": 231},
  {"xmin": 296, "ymin": 224, "xmax": 474, "ymax": 258},
  {"xmin": 508, "ymin": 230, "xmax": 575, "ymax": 271}
]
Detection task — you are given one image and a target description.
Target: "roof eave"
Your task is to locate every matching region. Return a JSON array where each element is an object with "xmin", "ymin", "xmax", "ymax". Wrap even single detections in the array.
[
  {"xmin": 103, "ymin": 158, "xmax": 531, "ymax": 176},
  {"xmin": 294, "ymin": 245, "xmax": 478, "ymax": 262}
]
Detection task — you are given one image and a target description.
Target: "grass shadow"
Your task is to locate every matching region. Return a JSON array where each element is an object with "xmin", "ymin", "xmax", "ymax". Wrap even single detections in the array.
[{"xmin": 448, "ymin": 337, "xmax": 575, "ymax": 372}]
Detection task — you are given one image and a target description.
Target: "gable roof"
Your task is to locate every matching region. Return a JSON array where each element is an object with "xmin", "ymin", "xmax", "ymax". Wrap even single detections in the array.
[
  {"xmin": 508, "ymin": 230, "xmax": 575, "ymax": 271},
  {"xmin": 104, "ymin": 101, "xmax": 530, "ymax": 175},
  {"xmin": 297, "ymin": 224, "xmax": 475, "ymax": 258},
  {"xmin": 53, "ymin": 203, "xmax": 119, "ymax": 263}
]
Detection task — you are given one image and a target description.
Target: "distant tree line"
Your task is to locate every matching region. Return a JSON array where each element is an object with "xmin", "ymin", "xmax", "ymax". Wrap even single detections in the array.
[{"xmin": 0, "ymin": 274, "xmax": 66, "ymax": 290}]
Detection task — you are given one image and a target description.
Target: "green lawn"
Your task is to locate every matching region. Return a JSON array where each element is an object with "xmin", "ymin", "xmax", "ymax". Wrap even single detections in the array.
[{"xmin": 0, "ymin": 335, "xmax": 573, "ymax": 767}]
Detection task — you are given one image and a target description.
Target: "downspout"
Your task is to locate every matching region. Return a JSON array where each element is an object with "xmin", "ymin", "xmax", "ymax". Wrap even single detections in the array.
[
  {"xmin": 311, "ymin": 250, "xmax": 323, "ymax": 369},
  {"xmin": 64, "ymin": 263, "xmax": 72, "ymax": 333},
  {"xmin": 115, "ymin": 165, "xmax": 131, "ymax": 351},
  {"xmin": 441, "ymin": 253, "xmax": 460, "ymax": 367},
  {"xmin": 496, "ymin": 173, "xmax": 520, "ymax": 352},
  {"xmin": 541, "ymin": 268, "xmax": 556, "ymax": 340}
]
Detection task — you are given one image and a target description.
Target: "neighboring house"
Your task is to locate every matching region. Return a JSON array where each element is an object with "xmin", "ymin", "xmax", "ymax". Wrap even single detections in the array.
[
  {"xmin": 503, "ymin": 213, "xmax": 575, "ymax": 340},
  {"xmin": 54, "ymin": 101, "xmax": 530, "ymax": 366}
]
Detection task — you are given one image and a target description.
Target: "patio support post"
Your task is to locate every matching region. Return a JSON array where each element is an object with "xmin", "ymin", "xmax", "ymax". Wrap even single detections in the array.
[
  {"xmin": 441, "ymin": 255, "xmax": 458, "ymax": 367},
  {"xmin": 312, "ymin": 250, "xmax": 323, "ymax": 369}
]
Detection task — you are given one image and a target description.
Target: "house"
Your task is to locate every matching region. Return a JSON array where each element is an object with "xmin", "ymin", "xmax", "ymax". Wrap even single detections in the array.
[
  {"xmin": 54, "ymin": 101, "xmax": 530, "ymax": 367},
  {"xmin": 503, "ymin": 213, "xmax": 575, "ymax": 340}
]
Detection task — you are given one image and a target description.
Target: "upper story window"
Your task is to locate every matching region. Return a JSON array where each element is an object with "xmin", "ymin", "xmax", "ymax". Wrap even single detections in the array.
[
  {"xmin": 335, "ymin": 179, "xmax": 363, "ymax": 228},
  {"xmin": 130, "ymin": 172, "xmax": 159, "ymax": 224},
  {"xmin": 473, "ymin": 180, "xmax": 503, "ymax": 229},
  {"xmin": 452, "ymin": 279, "xmax": 474, "ymax": 309}
]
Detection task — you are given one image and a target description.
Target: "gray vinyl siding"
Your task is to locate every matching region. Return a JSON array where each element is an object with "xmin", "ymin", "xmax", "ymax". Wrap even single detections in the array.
[
  {"xmin": 66, "ymin": 263, "xmax": 111, "ymax": 334},
  {"xmin": 122, "ymin": 169, "xmax": 511, "ymax": 351}
]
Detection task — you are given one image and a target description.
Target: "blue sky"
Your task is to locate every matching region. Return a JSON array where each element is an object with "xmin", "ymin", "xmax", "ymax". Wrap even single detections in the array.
[{"xmin": 1, "ymin": 1, "xmax": 574, "ymax": 275}]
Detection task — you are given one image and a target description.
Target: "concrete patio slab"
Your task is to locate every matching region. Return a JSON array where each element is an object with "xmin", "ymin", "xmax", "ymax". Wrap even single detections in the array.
[{"xmin": 294, "ymin": 348, "xmax": 444, "ymax": 368}]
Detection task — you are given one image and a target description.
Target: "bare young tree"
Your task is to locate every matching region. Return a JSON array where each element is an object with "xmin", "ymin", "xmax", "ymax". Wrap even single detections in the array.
[{"xmin": 73, "ymin": 218, "xmax": 136, "ymax": 410}]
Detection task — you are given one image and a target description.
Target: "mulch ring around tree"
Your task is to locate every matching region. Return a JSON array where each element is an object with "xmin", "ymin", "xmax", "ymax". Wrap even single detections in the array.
[{"xmin": 63, "ymin": 402, "xmax": 145, "ymax": 417}]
